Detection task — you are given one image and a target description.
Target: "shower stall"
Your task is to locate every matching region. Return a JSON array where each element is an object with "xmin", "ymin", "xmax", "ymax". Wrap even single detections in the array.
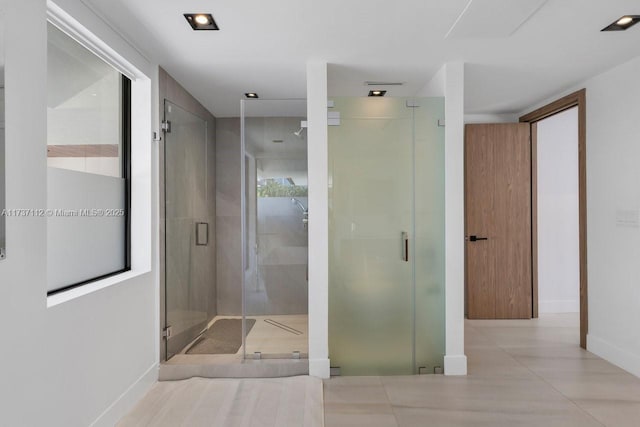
[
  {"xmin": 162, "ymin": 93, "xmax": 308, "ymax": 366},
  {"xmin": 328, "ymin": 96, "xmax": 445, "ymax": 375}
]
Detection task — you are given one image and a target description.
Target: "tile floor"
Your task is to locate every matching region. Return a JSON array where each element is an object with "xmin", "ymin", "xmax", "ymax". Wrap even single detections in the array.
[
  {"xmin": 118, "ymin": 376, "xmax": 324, "ymax": 427},
  {"xmin": 122, "ymin": 313, "xmax": 640, "ymax": 426},
  {"xmin": 324, "ymin": 313, "xmax": 640, "ymax": 426}
]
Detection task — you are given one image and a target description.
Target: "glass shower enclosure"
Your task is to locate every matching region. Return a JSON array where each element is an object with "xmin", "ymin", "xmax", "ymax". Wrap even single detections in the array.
[
  {"xmin": 328, "ymin": 97, "xmax": 445, "ymax": 375},
  {"xmin": 241, "ymin": 99, "xmax": 309, "ymax": 359}
]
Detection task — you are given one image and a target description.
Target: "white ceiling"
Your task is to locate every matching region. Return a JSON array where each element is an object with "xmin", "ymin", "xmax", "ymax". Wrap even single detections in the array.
[{"xmin": 84, "ymin": 0, "xmax": 640, "ymax": 117}]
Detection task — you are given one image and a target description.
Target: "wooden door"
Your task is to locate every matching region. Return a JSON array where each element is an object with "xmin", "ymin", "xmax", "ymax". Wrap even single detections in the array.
[{"xmin": 466, "ymin": 123, "xmax": 532, "ymax": 319}]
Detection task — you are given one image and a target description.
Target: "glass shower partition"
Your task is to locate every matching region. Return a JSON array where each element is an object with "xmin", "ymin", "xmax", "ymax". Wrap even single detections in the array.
[
  {"xmin": 164, "ymin": 100, "xmax": 211, "ymax": 359},
  {"xmin": 241, "ymin": 99, "xmax": 309, "ymax": 359},
  {"xmin": 328, "ymin": 97, "xmax": 445, "ymax": 375}
]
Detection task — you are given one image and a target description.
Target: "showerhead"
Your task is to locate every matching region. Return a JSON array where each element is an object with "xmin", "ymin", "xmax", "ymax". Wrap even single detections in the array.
[
  {"xmin": 293, "ymin": 127, "xmax": 306, "ymax": 138},
  {"xmin": 291, "ymin": 198, "xmax": 307, "ymax": 213}
]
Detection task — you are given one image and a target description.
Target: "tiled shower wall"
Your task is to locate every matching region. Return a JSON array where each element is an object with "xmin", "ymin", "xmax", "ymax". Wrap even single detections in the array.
[
  {"xmin": 215, "ymin": 118, "xmax": 243, "ymax": 315},
  {"xmin": 248, "ymin": 197, "xmax": 308, "ymax": 315}
]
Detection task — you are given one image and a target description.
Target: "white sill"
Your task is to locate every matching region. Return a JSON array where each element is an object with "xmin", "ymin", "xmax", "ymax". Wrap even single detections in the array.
[{"xmin": 46, "ymin": 269, "xmax": 150, "ymax": 308}]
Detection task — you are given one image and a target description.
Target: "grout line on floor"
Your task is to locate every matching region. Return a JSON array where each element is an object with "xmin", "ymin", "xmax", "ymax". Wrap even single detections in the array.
[
  {"xmin": 509, "ymin": 351, "xmax": 607, "ymax": 426},
  {"xmin": 469, "ymin": 320, "xmax": 607, "ymax": 427},
  {"xmin": 380, "ymin": 377, "xmax": 401, "ymax": 427}
]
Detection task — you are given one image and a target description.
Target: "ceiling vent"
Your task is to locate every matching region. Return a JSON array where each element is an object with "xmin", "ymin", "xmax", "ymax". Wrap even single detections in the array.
[{"xmin": 364, "ymin": 82, "xmax": 404, "ymax": 86}]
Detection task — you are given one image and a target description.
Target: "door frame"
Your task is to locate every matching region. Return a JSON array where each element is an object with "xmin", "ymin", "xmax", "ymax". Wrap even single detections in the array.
[{"xmin": 519, "ymin": 89, "xmax": 588, "ymax": 349}]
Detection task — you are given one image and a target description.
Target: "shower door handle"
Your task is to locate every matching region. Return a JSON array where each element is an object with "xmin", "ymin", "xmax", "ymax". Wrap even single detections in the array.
[
  {"xmin": 196, "ymin": 222, "xmax": 209, "ymax": 246},
  {"xmin": 402, "ymin": 231, "xmax": 409, "ymax": 262}
]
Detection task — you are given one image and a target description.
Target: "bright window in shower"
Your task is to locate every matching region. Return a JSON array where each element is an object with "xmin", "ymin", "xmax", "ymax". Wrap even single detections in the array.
[{"xmin": 257, "ymin": 177, "xmax": 307, "ymax": 197}]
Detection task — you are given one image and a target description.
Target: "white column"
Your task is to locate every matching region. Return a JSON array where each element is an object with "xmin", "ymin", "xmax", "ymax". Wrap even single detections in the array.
[
  {"xmin": 306, "ymin": 60, "xmax": 330, "ymax": 378},
  {"xmin": 444, "ymin": 62, "xmax": 468, "ymax": 375}
]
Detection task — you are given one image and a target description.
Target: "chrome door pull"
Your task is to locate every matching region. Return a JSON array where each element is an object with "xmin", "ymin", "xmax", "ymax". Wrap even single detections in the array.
[{"xmin": 402, "ymin": 231, "xmax": 409, "ymax": 262}]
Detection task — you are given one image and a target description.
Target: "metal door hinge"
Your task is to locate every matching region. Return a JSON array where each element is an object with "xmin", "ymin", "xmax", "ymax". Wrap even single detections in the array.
[
  {"xmin": 0, "ymin": 247, "xmax": 6, "ymax": 260},
  {"xmin": 438, "ymin": 119, "xmax": 446, "ymax": 127},
  {"xmin": 406, "ymin": 100, "xmax": 420, "ymax": 108},
  {"xmin": 161, "ymin": 120, "xmax": 171, "ymax": 133},
  {"xmin": 328, "ymin": 111, "xmax": 341, "ymax": 126},
  {"xmin": 163, "ymin": 326, "xmax": 173, "ymax": 339}
]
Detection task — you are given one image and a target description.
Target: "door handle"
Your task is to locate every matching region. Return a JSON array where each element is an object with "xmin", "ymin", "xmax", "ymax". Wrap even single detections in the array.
[
  {"xmin": 402, "ymin": 231, "xmax": 409, "ymax": 262},
  {"xmin": 196, "ymin": 222, "xmax": 209, "ymax": 246},
  {"xmin": 468, "ymin": 235, "xmax": 488, "ymax": 242}
]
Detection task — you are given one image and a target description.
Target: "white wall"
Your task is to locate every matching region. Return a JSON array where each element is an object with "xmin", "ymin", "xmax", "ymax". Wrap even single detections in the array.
[
  {"xmin": 537, "ymin": 107, "xmax": 580, "ymax": 314},
  {"xmin": 464, "ymin": 113, "xmax": 518, "ymax": 124},
  {"xmin": 0, "ymin": 1, "xmax": 158, "ymax": 426},
  {"xmin": 520, "ymin": 55, "xmax": 640, "ymax": 378},
  {"xmin": 582, "ymin": 57, "xmax": 640, "ymax": 378},
  {"xmin": 443, "ymin": 62, "xmax": 467, "ymax": 375},
  {"xmin": 306, "ymin": 60, "xmax": 330, "ymax": 378}
]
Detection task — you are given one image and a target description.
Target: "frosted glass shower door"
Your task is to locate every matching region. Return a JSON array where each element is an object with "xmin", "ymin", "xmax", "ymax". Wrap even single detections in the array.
[
  {"xmin": 164, "ymin": 100, "xmax": 209, "ymax": 359},
  {"xmin": 328, "ymin": 97, "xmax": 445, "ymax": 375},
  {"xmin": 329, "ymin": 98, "xmax": 415, "ymax": 375}
]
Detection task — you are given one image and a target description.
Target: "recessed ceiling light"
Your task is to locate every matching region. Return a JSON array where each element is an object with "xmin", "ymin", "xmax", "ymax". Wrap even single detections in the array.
[
  {"xmin": 617, "ymin": 16, "xmax": 633, "ymax": 25},
  {"xmin": 602, "ymin": 15, "xmax": 640, "ymax": 31},
  {"xmin": 368, "ymin": 90, "xmax": 386, "ymax": 97},
  {"xmin": 184, "ymin": 13, "xmax": 219, "ymax": 31},
  {"xmin": 195, "ymin": 15, "xmax": 209, "ymax": 25},
  {"xmin": 245, "ymin": 93, "xmax": 259, "ymax": 99}
]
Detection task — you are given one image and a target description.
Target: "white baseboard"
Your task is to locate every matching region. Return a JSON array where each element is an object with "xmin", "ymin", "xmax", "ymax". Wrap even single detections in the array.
[
  {"xmin": 588, "ymin": 334, "xmax": 640, "ymax": 379},
  {"xmin": 538, "ymin": 299, "xmax": 580, "ymax": 313},
  {"xmin": 90, "ymin": 363, "xmax": 158, "ymax": 427},
  {"xmin": 309, "ymin": 358, "xmax": 330, "ymax": 379},
  {"xmin": 444, "ymin": 354, "xmax": 467, "ymax": 376}
]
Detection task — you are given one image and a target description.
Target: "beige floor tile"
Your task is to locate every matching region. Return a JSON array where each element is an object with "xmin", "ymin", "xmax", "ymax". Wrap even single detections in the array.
[
  {"xmin": 473, "ymin": 326, "xmax": 580, "ymax": 348},
  {"xmin": 323, "ymin": 376, "xmax": 389, "ymax": 405},
  {"xmin": 572, "ymin": 399, "xmax": 640, "ymax": 427},
  {"xmin": 392, "ymin": 406, "xmax": 603, "ymax": 427},
  {"xmin": 118, "ymin": 376, "xmax": 323, "ymax": 427},
  {"xmin": 500, "ymin": 344, "xmax": 599, "ymax": 360},
  {"xmin": 543, "ymin": 371, "xmax": 640, "ymax": 402},
  {"xmin": 381, "ymin": 374, "xmax": 575, "ymax": 414},
  {"xmin": 512, "ymin": 354, "xmax": 628, "ymax": 377},
  {"xmin": 465, "ymin": 346, "xmax": 536, "ymax": 378},
  {"xmin": 324, "ymin": 413, "xmax": 398, "ymax": 427}
]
